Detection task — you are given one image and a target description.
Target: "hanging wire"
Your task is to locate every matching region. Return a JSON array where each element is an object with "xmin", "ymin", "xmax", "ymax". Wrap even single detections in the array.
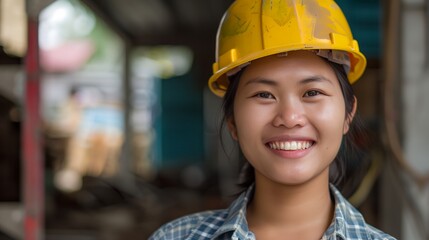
[{"xmin": 348, "ymin": 151, "xmax": 382, "ymax": 207}]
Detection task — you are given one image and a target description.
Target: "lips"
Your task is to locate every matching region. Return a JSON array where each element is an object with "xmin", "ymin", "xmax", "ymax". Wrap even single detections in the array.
[{"xmin": 268, "ymin": 140, "xmax": 314, "ymax": 151}]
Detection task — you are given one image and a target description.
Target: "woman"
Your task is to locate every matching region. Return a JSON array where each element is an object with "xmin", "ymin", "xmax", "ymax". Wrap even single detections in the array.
[{"xmin": 150, "ymin": 0, "xmax": 396, "ymax": 239}]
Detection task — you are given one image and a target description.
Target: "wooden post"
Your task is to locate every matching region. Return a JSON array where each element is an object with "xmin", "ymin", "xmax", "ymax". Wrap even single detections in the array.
[{"xmin": 23, "ymin": 16, "xmax": 44, "ymax": 240}]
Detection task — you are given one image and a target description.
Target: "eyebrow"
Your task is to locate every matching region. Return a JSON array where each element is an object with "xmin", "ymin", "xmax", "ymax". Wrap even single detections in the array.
[
  {"xmin": 244, "ymin": 75, "xmax": 334, "ymax": 86},
  {"xmin": 299, "ymin": 75, "xmax": 334, "ymax": 86},
  {"xmin": 244, "ymin": 78, "xmax": 278, "ymax": 86}
]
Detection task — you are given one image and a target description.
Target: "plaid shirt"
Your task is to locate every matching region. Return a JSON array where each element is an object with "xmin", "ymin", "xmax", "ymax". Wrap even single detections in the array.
[{"xmin": 149, "ymin": 184, "xmax": 396, "ymax": 240}]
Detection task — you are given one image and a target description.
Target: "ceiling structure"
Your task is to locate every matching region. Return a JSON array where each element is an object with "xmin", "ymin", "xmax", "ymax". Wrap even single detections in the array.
[{"xmin": 81, "ymin": 0, "xmax": 234, "ymax": 46}]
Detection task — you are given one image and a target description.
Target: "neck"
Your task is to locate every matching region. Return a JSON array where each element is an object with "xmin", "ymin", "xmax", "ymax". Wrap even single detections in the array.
[{"xmin": 246, "ymin": 171, "xmax": 334, "ymax": 239}]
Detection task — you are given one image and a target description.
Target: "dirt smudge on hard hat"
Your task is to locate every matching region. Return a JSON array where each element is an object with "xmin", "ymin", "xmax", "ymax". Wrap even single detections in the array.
[
  {"xmin": 220, "ymin": 0, "xmax": 258, "ymax": 37},
  {"xmin": 262, "ymin": 0, "xmax": 292, "ymax": 26},
  {"xmin": 221, "ymin": 14, "xmax": 251, "ymax": 36},
  {"xmin": 304, "ymin": 0, "xmax": 337, "ymax": 40}
]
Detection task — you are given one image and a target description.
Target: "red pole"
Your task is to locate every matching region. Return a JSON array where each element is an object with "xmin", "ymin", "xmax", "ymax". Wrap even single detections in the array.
[{"xmin": 23, "ymin": 16, "xmax": 44, "ymax": 240}]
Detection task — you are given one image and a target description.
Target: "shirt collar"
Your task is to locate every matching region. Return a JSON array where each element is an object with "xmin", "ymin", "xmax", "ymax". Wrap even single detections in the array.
[
  {"xmin": 211, "ymin": 185, "xmax": 255, "ymax": 239},
  {"xmin": 325, "ymin": 184, "xmax": 371, "ymax": 240},
  {"xmin": 188, "ymin": 183, "xmax": 372, "ymax": 240}
]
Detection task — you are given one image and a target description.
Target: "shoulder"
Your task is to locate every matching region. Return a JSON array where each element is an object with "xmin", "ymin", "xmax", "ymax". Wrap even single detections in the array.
[
  {"xmin": 363, "ymin": 224, "xmax": 397, "ymax": 240},
  {"xmin": 148, "ymin": 209, "xmax": 228, "ymax": 240},
  {"xmin": 150, "ymin": 187, "xmax": 253, "ymax": 240},
  {"xmin": 342, "ymin": 200, "xmax": 397, "ymax": 239},
  {"xmin": 329, "ymin": 185, "xmax": 397, "ymax": 240}
]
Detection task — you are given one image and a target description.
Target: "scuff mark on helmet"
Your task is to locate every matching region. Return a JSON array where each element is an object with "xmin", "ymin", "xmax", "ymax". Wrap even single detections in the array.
[
  {"xmin": 220, "ymin": 0, "xmax": 258, "ymax": 37},
  {"xmin": 221, "ymin": 14, "xmax": 251, "ymax": 36},
  {"xmin": 304, "ymin": 0, "xmax": 350, "ymax": 40},
  {"xmin": 262, "ymin": 0, "xmax": 292, "ymax": 26}
]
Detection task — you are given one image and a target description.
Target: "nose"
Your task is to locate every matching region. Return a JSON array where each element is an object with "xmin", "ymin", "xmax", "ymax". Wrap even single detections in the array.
[{"xmin": 272, "ymin": 99, "xmax": 307, "ymax": 128}]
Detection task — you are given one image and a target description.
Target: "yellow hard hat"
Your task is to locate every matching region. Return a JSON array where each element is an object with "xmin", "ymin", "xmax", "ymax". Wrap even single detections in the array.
[{"xmin": 208, "ymin": 0, "xmax": 367, "ymax": 97}]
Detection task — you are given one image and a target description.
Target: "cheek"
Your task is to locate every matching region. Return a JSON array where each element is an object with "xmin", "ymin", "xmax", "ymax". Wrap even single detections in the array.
[
  {"xmin": 311, "ymin": 99, "xmax": 347, "ymax": 140},
  {"xmin": 233, "ymin": 102, "xmax": 270, "ymax": 138},
  {"xmin": 317, "ymin": 108, "xmax": 345, "ymax": 125},
  {"xmin": 234, "ymin": 108, "xmax": 255, "ymax": 137}
]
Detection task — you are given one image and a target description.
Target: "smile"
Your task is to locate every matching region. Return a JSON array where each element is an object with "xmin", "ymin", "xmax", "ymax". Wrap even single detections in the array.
[{"xmin": 268, "ymin": 141, "xmax": 313, "ymax": 151}]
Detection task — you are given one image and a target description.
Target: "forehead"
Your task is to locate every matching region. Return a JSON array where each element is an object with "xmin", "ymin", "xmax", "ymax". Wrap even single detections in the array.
[{"xmin": 240, "ymin": 50, "xmax": 337, "ymax": 82}]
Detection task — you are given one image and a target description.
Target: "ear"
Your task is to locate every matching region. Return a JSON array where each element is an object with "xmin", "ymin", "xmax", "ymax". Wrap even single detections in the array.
[
  {"xmin": 227, "ymin": 116, "xmax": 238, "ymax": 140},
  {"xmin": 343, "ymin": 96, "xmax": 357, "ymax": 134}
]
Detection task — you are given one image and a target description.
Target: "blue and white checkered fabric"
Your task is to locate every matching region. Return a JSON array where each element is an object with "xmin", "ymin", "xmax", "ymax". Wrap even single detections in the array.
[{"xmin": 149, "ymin": 184, "xmax": 396, "ymax": 240}]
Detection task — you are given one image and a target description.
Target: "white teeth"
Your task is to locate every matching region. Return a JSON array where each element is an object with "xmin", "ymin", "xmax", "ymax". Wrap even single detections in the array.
[{"xmin": 268, "ymin": 141, "xmax": 313, "ymax": 151}]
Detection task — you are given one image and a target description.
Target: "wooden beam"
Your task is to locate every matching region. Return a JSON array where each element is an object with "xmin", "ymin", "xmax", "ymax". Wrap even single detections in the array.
[
  {"xmin": 80, "ymin": 0, "xmax": 132, "ymax": 44},
  {"xmin": 131, "ymin": 27, "xmax": 217, "ymax": 46}
]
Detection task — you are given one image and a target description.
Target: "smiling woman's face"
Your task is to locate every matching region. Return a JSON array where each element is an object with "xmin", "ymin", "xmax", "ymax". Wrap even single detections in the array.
[{"xmin": 228, "ymin": 50, "xmax": 354, "ymax": 186}]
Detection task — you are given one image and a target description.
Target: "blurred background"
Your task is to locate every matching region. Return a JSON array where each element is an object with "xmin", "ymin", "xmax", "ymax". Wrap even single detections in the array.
[{"xmin": 0, "ymin": 0, "xmax": 428, "ymax": 239}]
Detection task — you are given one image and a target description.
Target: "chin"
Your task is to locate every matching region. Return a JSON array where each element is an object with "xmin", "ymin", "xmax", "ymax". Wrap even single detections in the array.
[
  {"xmin": 267, "ymin": 174, "xmax": 313, "ymax": 186},
  {"xmin": 277, "ymin": 178, "xmax": 314, "ymax": 186},
  {"xmin": 268, "ymin": 169, "xmax": 327, "ymax": 186}
]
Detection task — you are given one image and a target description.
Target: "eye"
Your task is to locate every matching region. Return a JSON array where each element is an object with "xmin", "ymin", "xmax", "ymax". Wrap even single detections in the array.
[
  {"xmin": 303, "ymin": 90, "xmax": 322, "ymax": 97},
  {"xmin": 254, "ymin": 92, "xmax": 275, "ymax": 99}
]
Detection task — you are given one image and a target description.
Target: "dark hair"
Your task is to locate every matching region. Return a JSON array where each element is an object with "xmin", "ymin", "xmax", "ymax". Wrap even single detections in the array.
[{"xmin": 220, "ymin": 57, "xmax": 366, "ymax": 193}]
